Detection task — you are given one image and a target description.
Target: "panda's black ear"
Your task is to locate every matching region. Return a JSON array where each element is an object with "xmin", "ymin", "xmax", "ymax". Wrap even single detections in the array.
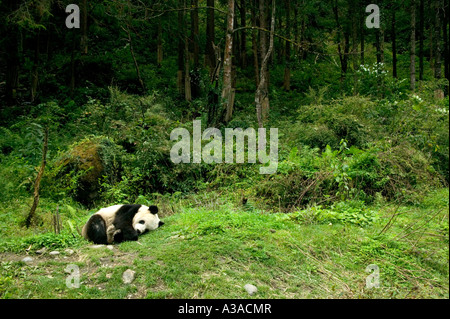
[{"xmin": 149, "ymin": 205, "xmax": 158, "ymax": 215}]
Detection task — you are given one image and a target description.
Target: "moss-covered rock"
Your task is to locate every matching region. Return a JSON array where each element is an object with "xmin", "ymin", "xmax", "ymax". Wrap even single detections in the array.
[{"xmin": 51, "ymin": 136, "xmax": 124, "ymax": 206}]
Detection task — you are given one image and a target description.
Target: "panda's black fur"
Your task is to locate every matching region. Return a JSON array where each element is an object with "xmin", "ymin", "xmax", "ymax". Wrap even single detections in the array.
[{"xmin": 83, "ymin": 204, "xmax": 162, "ymax": 244}]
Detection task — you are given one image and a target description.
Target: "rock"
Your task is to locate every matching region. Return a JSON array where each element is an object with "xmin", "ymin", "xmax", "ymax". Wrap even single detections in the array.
[
  {"xmin": 244, "ymin": 284, "xmax": 258, "ymax": 296},
  {"xmin": 49, "ymin": 251, "xmax": 60, "ymax": 256},
  {"xmin": 21, "ymin": 257, "xmax": 33, "ymax": 263},
  {"xmin": 36, "ymin": 248, "xmax": 47, "ymax": 255},
  {"xmin": 106, "ymin": 245, "xmax": 114, "ymax": 250},
  {"xmin": 88, "ymin": 245, "xmax": 105, "ymax": 249},
  {"xmin": 122, "ymin": 269, "xmax": 136, "ymax": 284},
  {"xmin": 64, "ymin": 249, "xmax": 75, "ymax": 255}
]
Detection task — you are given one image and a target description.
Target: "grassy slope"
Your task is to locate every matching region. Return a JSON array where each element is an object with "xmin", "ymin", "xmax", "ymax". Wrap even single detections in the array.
[{"xmin": 0, "ymin": 190, "xmax": 448, "ymax": 299}]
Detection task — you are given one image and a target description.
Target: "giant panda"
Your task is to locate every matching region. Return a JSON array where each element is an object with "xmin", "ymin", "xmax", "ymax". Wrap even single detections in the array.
[{"xmin": 82, "ymin": 204, "xmax": 164, "ymax": 244}]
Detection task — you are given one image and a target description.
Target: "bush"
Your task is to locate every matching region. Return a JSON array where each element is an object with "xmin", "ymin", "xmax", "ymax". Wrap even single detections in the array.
[
  {"xmin": 44, "ymin": 136, "xmax": 124, "ymax": 206},
  {"xmin": 290, "ymin": 200, "xmax": 377, "ymax": 227}
]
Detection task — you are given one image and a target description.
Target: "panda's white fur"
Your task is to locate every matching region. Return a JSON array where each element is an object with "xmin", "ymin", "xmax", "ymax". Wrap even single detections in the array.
[
  {"xmin": 82, "ymin": 204, "xmax": 163, "ymax": 244},
  {"xmin": 133, "ymin": 206, "xmax": 162, "ymax": 233}
]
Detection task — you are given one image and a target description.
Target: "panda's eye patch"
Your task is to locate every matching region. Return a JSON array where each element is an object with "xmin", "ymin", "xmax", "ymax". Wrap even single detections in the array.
[{"xmin": 138, "ymin": 220, "xmax": 145, "ymax": 224}]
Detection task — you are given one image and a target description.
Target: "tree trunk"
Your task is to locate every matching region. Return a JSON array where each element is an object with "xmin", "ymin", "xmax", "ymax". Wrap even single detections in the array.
[
  {"xmin": 392, "ymin": 7, "xmax": 397, "ymax": 78},
  {"xmin": 25, "ymin": 127, "xmax": 49, "ymax": 228},
  {"xmin": 205, "ymin": 0, "xmax": 216, "ymax": 71},
  {"xmin": 419, "ymin": 0, "xmax": 424, "ymax": 80},
  {"xmin": 239, "ymin": 0, "xmax": 247, "ymax": 69},
  {"xmin": 124, "ymin": 24, "xmax": 145, "ymax": 92},
  {"xmin": 69, "ymin": 31, "xmax": 76, "ymax": 98},
  {"xmin": 443, "ymin": 0, "xmax": 449, "ymax": 88},
  {"xmin": 80, "ymin": 0, "xmax": 88, "ymax": 55},
  {"xmin": 410, "ymin": 0, "xmax": 416, "ymax": 92},
  {"xmin": 222, "ymin": 0, "xmax": 235, "ymax": 123},
  {"xmin": 251, "ymin": 0, "xmax": 260, "ymax": 87},
  {"xmin": 190, "ymin": 0, "xmax": 200, "ymax": 99},
  {"xmin": 293, "ymin": 4, "xmax": 299, "ymax": 56},
  {"xmin": 360, "ymin": 0, "xmax": 365, "ymax": 66},
  {"xmin": 177, "ymin": 1, "xmax": 185, "ymax": 96},
  {"xmin": 283, "ymin": 0, "xmax": 291, "ymax": 91},
  {"xmin": 434, "ymin": 0, "xmax": 442, "ymax": 79},
  {"xmin": 157, "ymin": 17, "xmax": 163, "ymax": 67},
  {"xmin": 333, "ymin": 0, "xmax": 348, "ymax": 80},
  {"xmin": 31, "ymin": 30, "xmax": 40, "ymax": 103},
  {"xmin": 184, "ymin": 17, "xmax": 192, "ymax": 102},
  {"xmin": 350, "ymin": 0, "xmax": 358, "ymax": 93},
  {"xmin": 4, "ymin": 0, "xmax": 20, "ymax": 106},
  {"xmin": 258, "ymin": 0, "xmax": 271, "ymax": 121},
  {"xmin": 255, "ymin": 0, "xmax": 275, "ymax": 128}
]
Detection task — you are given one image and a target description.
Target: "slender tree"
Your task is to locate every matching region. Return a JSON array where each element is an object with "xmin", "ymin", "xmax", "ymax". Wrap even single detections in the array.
[
  {"xmin": 283, "ymin": 0, "xmax": 291, "ymax": 91},
  {"xmin": 255, "ymin": 0, "xmax": 275, "ymax": 128},
  {"xmin": 205, "ymin": 0, "xmax": 216, "ymax": 71},
  {"xmin": 419, "ymin": 0, "xmax": 424, "ymax": 80},
  {"xmin": 410, "ymin": 0, "xmax": 416, "ymax": 92},
  {"xmin": 222, "ymin": 0, "xmax": 236, "ymax": 123}
]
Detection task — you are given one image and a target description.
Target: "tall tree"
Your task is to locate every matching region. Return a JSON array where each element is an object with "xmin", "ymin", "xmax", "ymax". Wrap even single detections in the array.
[
  {"xmin": 177, "ymin": 0, "xmax": 185, "ymax": 96},
  {"xmin": 434, "ymin": 0, "xmax": 442, "ymax": 80},
  {"xmin": 333, "ymin": 0, "xmax": 350, "ymax": 79},
  {"xmin": 255, "ymin": 0, "xmax": 275, "ymax": 128},
  {"xmin": 443, "ymin": 0, "xmax": 449, "ymax": 87},
  {"xmin": 419, "ymin": 0, "xmax": 424, "ymax": 80},
  {"xmin": 238, "ymin": 0, "xmax": 247, "ymax": 69},
  {"xmin": 4, "ymin": 0, "xmax": 20, "ymax": 106},
  {"xmin": 190, "ymin": 0, "xmax": 200, "ymax": 99},
  {"xmin": 410, "ymin": 0, "xmax": 416, "ymax": 92},
  {"xmin": 392, "ymin": 3, "xmax": 397, "ymax": 78},
  {"xmin": 251, "ymin": 0, "xmax": 260, "ymax": 86},
  {"xmin": 205, "ymin": 0, "xmax": 216, "ymax": 71},
  {"xmin": 80, "ymin": 0, "xmax": 88, "ymax": 55},
  {"xmin": 222, "ymin": 0, "xmax": 236, "ymax": 123},
  {"xmin": 283, "ymin": 0, "xmax": 291, "ymax": 91}
]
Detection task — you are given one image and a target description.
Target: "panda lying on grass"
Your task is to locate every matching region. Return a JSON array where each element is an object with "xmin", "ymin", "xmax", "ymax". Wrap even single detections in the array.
[{"xmin": 82, "ymin": 204, "xmax": 164, "ymax": 244}]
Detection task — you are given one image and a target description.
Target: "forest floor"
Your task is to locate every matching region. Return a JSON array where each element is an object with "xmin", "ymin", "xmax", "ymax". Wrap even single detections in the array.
[{"xmin": 0, "ymin": 189, "xmax": 448, "ymax": 299}]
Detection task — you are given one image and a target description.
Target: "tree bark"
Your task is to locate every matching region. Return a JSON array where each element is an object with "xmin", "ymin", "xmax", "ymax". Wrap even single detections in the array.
[
  {"xmin": 157, "ymin": 16, "xmax": 163, "ymax": 67},
  {"xmin": 443, "ymin": 0, "xmax": 449, "ymax": 87},
  {"xmin": 333, "ymin": 0, "xmax": 349, "ymax": 79},
  {"xmin": 205, "ymin": 0, "xmax": 216, "ymax": 71},
  {"xmin": 434, "ymin": 0, "xmax": 442, "ymax": 79},
  {"xmin": 222, "ymin": 0, "xmax": 235, "ymax": 123},
  {"xmin": 239, "ymin": 0, "xmax": 247, "ymax": 69},
  {"xmin": 419, "ymin": 0, "xmax": 424, "ymax": 80},
  {"xmin": 26, "ymin": 127, "xmax": 49, "ymax": 228},
  {"xmin": 4, "ymin": 0, "xmax": 19, "ymax": 106},
  {"xmin": 392, "ymin": 7, "xmax": 397, "ymax": 78},
  {"xmin": 31, "ymin": 30, "xmax": 40, "ymax": 103},
  {"xmin": 190, "ymin": 0, "xmax": 200, "ymax": 99},
  {"xmin": 124, "ymin": 24, "xmax": 145, "ymax": 92},
  {"xmin": 283, "ymin": 0, "xmax": 291, "ymax": 91},
  {"xmin": 80, "ymin": 0, "xmax": 88, "ymax": 55},
  {"xmin": 410, "ymin": 0, "xmax": 416, "ymax": 92},
  {"xmin": 251, "ymin": 0, "xmax": 260, "ymax": 87},
  {"xmin": 177, "ymin": 1, "xmax": 185, "ymax": 95},
  {"xmin": 255, "ymin": 0, "xmax": 275, "ymax": 128}
]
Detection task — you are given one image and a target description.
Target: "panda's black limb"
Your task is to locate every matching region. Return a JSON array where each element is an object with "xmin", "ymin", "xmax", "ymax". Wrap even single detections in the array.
[
  {"xmin": 113, "ymin": 226, "xmax": 138, "ymax": 243},
  {"xmin": 86, "ymin": 214, "xmax": 108, "ymax": 244}
]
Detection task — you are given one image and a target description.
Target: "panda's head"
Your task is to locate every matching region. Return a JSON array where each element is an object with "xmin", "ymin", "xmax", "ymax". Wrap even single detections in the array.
[{"xmin": 133, "ymin": 205, "xmax": 164, "ymax": 235}]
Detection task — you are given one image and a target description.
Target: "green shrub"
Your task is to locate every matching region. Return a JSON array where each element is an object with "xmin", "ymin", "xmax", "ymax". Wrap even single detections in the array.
[{"xmin": 290, "ymin": 200, "xmax": 377, "ymax": 227}]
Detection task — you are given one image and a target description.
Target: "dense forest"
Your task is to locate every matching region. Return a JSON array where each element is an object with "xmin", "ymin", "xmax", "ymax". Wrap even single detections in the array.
[{"xmin": 0, "ymin": 0, "xmax": 448, "ymax": 299}]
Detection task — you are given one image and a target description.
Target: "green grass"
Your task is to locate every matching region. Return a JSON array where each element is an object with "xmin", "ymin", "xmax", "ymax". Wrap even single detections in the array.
[{"xmin": 0, "ymin": 189, "xmax": 448, "ymax": 299}]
